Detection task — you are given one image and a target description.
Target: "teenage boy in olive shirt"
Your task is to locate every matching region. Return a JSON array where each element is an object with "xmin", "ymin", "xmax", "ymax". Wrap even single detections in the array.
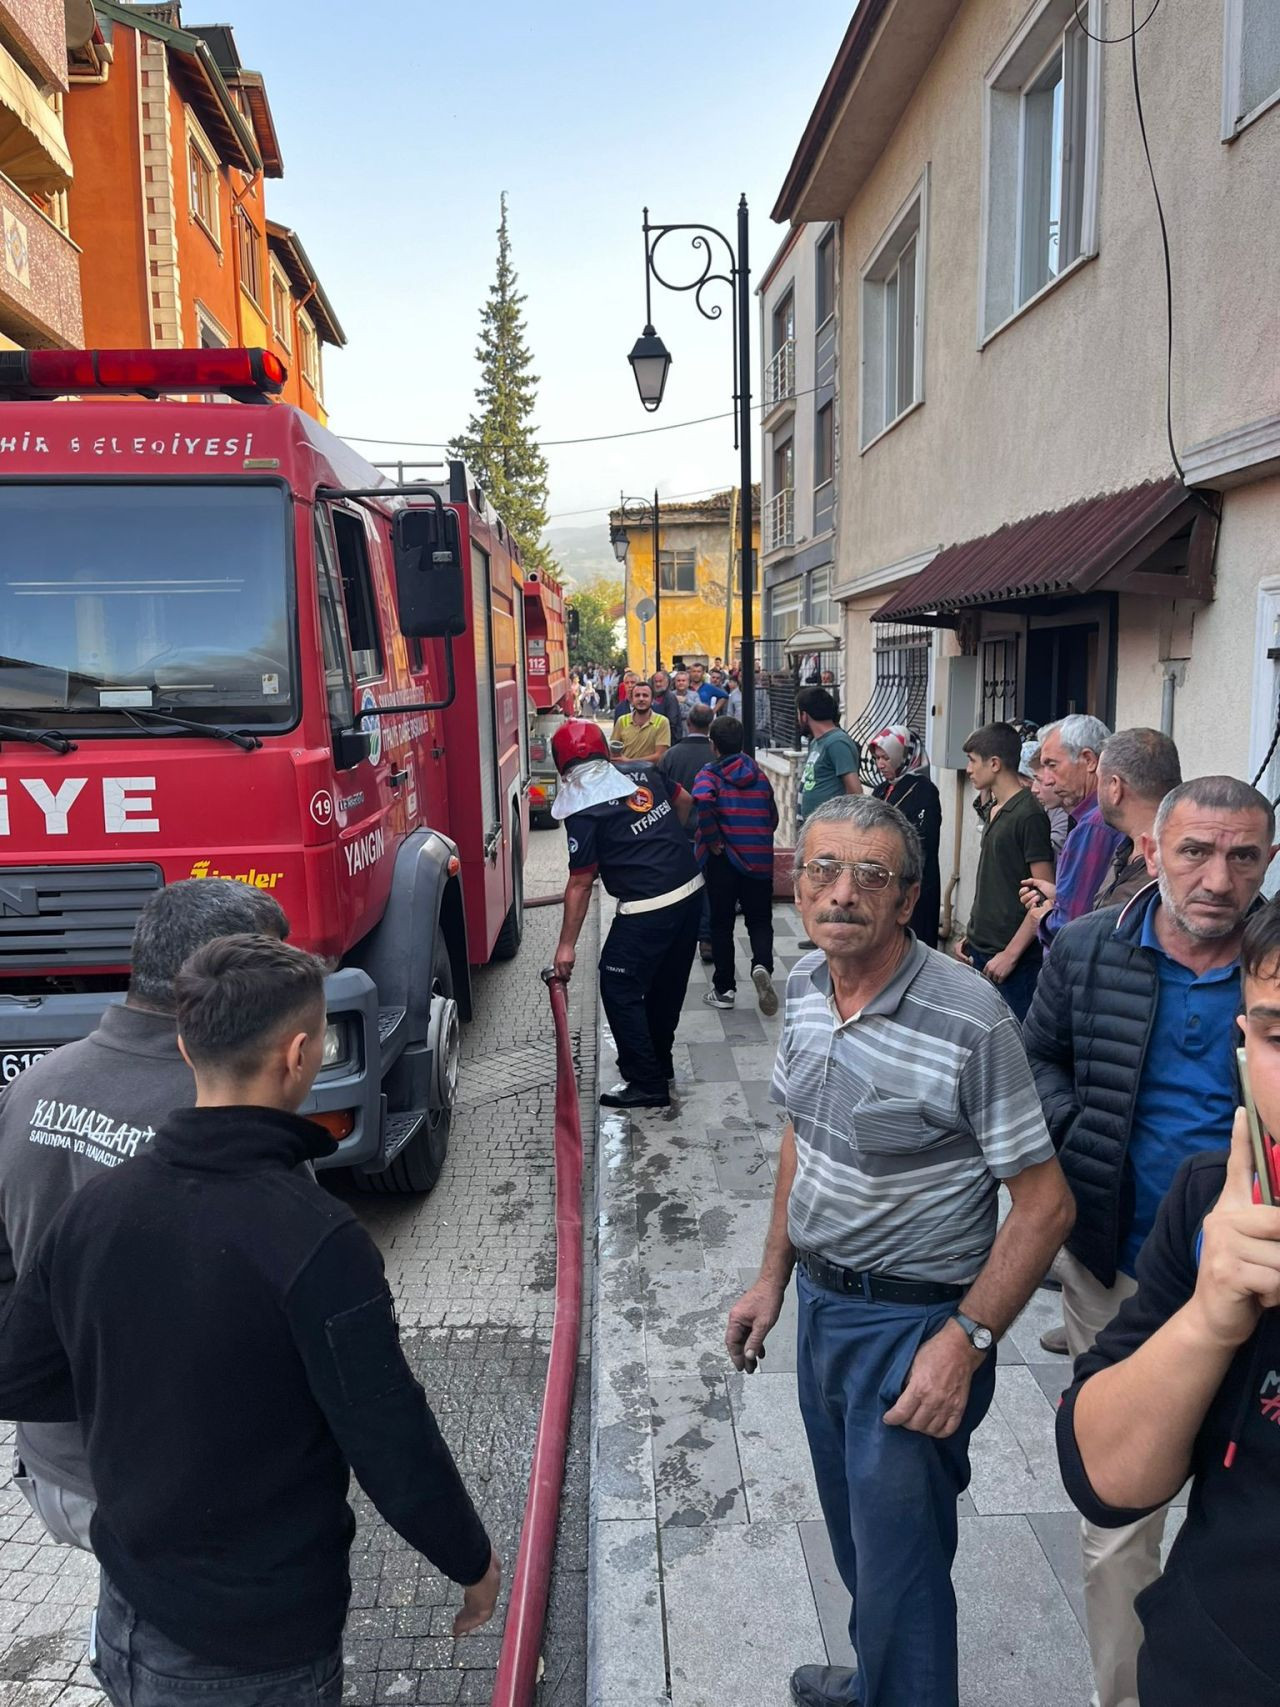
[{"xmin": 957, "ymin": 722, "xmax": 1055, "ymax": 1023}]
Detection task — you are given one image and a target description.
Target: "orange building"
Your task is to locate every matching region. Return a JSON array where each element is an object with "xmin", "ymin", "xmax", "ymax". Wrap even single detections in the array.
[
  {"xmin": 0, "ymin": 0, "xmax": 88, "ymax": 351},
  {"xmin": 65, "ymin": 2, "xmax": 344, "ymax": 418}
]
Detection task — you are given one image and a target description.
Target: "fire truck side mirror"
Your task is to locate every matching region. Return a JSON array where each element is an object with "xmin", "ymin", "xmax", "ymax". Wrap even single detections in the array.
[
  {"xmin": 393, "ymin": 507, "xmax": 466, "ymax": 639},
  {"xmin": 567, "ymin": 607, "xmax": 581, "ymax": 642}
]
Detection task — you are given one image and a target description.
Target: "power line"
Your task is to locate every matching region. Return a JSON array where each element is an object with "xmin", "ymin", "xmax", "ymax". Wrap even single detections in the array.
[
  {"xmin": 341, "ymin": 408, "xmax": 734, "ymax": 451},
  {"xmin": 338, "ymin": 382, "xmax": 827, "ymax": 454},
  {"xmin": 545, "ymin": 482, "xmax": 728, "ymax": 523}
]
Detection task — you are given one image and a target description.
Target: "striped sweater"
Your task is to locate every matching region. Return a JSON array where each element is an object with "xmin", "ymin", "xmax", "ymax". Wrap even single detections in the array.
[{"xmin": 692, "ymin": 753, "xmax": 778, "ymax": 877}]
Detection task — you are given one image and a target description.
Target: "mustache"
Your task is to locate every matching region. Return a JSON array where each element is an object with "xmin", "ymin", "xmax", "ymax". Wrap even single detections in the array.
[{"xmin": 815, "ymin": 907, "xmax": 870, "ymax": 925}]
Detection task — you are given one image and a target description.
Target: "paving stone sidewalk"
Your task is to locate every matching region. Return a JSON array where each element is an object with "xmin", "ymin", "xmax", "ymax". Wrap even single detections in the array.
[
  {"xmin": 0, "ymin": 824, "xmax": 594, "ymax": 1706},
  {"xmin": 588, "ymin": 900, "xmax": 1184, "ymax": 1707}
]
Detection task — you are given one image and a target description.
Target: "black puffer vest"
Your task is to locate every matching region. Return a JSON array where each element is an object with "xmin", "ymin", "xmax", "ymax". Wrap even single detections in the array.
[{"xmin": 1022, "ymin": 888, "xmax": 1160, "ymax": 1286}]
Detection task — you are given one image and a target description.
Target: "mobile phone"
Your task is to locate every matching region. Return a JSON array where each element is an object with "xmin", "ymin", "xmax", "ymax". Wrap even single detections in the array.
[{"xmin": 1237, "ymin": 1047, "xmax": 1276, "ymax": 1208}]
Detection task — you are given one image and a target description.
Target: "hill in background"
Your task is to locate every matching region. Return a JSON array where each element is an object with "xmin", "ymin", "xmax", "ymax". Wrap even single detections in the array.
[{"xmin": 542, "ymin": 521, "xmax": 615, "ymax": 587}]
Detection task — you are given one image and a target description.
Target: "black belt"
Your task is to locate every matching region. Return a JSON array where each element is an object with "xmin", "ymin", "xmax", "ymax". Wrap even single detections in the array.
[{"xmin": 798, "ymin": 1251, "xmax": 964, "ymax": 1306}]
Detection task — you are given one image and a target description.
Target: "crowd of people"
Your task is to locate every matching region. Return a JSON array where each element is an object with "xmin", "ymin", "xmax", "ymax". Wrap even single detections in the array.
[
  {"xmin": 547, "ymin": 684, "xmax": 1280, "ymax": 1707},
  {"xmin": 0, "ymin": 665, "xmax": 1275, "ymax": 1706}
]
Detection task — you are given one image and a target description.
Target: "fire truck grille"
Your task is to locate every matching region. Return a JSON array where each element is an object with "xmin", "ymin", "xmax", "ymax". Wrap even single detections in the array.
[{"xmin": 0, "ymin": 865, "xmax": 164, "ymax": 970}]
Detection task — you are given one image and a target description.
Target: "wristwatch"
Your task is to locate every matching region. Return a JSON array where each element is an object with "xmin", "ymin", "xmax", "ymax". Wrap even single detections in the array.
[{"xmin": 953, "ymin": 1311, "xmax": 995, "ymax": 1353}]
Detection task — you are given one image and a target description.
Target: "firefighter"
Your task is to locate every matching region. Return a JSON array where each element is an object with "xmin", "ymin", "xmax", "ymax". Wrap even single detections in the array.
[{"xmin": 551, "ymin": 720, "xmax": 703, "ymax": 1110}]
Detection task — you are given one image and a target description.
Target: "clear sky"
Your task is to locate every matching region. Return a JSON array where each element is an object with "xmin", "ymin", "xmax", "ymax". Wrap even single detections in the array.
[{"xmin": 232, "ymin": 1, "xmax": 848, "ymax": 541}]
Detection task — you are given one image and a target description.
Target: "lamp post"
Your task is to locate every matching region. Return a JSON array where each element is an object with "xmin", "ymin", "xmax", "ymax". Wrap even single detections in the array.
[
  {"xmin": 627, "ymin": 196, "xmax": 755, "ymax": 749},
  {"xmin": 610, "ymin": 491, "xmax": 662, "ymax": 671}
]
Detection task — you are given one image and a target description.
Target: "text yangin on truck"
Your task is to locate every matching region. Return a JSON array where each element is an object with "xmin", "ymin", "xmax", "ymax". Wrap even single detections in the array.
[{"xmin": 0, "ymin": 346, "xmax": 530, "ymax": 1192}]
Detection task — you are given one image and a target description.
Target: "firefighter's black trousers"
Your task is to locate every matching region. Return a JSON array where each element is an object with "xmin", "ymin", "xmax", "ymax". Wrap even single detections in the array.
[{"xmin": 599, "ymin": 893, "xmax": 701, "ymax": 1093}]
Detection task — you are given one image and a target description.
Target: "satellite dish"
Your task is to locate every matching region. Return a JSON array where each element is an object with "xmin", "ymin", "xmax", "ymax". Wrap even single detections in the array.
[{"xmin": 635, "ymin": 597, "xmax": 656, "ymax": 623}]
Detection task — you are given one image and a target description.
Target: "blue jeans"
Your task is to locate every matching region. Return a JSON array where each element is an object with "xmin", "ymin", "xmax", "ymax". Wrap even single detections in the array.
[
  {"xmin": 967, "ymin": 944, "xmax": 1042, "ymax": 1025},
  {"xmin": 796, "ymin": 1271, "xmax": 997, "ymax": 1707},
  {"xmin": 90, "ymin": 1573, "xmax": 343, "ymax": 1707}
]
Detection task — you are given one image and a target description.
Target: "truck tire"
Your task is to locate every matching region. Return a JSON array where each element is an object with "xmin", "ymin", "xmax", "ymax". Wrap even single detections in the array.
[
  {"xmin": 490, "ymin": 841, "xmax": 524, "ymax": 961},
  {"xmin": 361, "ymin": 937, "xmax": 456, "ymax": 1195}
]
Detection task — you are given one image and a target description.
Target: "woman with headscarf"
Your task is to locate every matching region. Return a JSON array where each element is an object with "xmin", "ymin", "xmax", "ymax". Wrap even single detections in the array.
[{"xmin": 869, "ymin": 725, "xmax": 942, "ymax": 948}]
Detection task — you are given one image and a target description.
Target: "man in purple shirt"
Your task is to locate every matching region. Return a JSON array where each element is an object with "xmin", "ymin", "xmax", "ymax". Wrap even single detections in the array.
[{"xmin": 1022, "ymin": 715, "xmax": 1125, "ymax": 945}]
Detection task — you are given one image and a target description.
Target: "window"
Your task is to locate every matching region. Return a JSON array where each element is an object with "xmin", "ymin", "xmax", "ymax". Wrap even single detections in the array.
[
  {"xmin": 815, "ymin": 401, "xmax": 835, "ymax": 487},
  {"xmin": 860, "ymin": 173, "xmax": 926, "ymax": 447},
  {"xmin": 659, "ymin": 548, "xmax": 696, "ymax": 593},
  {"xmin": 330, "ymin": 509, "xmax": 383, "ymax": 681},
  {"xmin": 1223, "ymin": 0, "xmax": 1280, "ymax": 138},
  {"xmin": 187, "ymin": 130, "xmax": 218, "ymax": 240},
  {"xmin": 768, "ymin": 579, "xmax": 803, "ymax": 642},
  {"xmin": 771, "ymin": 290, "xmax": 794, "ymax": 354},
  {"xmin": 816, "ymin": 229, "xmax": 836, "ymax": 326},
  {"xmin": 269, "ymin": 260, "xmax": 292, "ymax": 349},
  {"xmin": 315, "ymin": 518, "xmax": 355, "ymax": 737},
  {"xmin": 1018, "ymin": 23, "xmax": 1089, "ymax": 304},
  {"xmin": 236, "ymin": 209, "xmax": 262, "ymax": 305},
  {"xmin": 298, "ymin": 311, "xmax": 320, "ymax": 389},
  {"xmin": 196, "ymin": 303, "xmax": 229, "ymax": 349},
  {"xmin": 772, "ymin": 437, "xmax": 794, "ymax": 497},
  {"xmin": 982, "ymin": 1, "xmax": 1100, "ymax": 339},
  {"xmin": 809, "ymin": 567, "xmax": 833, "ymax": 630}
]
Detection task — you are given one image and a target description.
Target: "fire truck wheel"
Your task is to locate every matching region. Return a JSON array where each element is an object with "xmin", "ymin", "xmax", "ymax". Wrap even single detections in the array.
[
  {"xmin": 490, "ymin": 842, "xmax": 525, "ymax": 962},
  {"xmin": 364, "ymin": 938, "xmax": 456, "ymax": 1195}
]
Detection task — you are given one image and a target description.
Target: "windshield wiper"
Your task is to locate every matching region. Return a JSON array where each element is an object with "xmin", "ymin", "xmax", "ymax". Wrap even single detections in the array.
[
  {"xmin": 122, "ymin": 706, "xmax": 261, "ymax": 752},
  {"xmin": 0, "ymin": 723, "xmax": 77, "ymax": 754}
]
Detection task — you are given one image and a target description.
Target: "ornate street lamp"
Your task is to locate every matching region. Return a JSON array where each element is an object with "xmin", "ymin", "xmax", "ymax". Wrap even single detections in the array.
[
  {"xmin": 612, "ymin": 493, "xmax": 662, "ymax": 669},
  {"xmin": 627, "ymin": 197, "xmax": 755, "ymax": 747},
  {"xmin": 627, "ymin": 327, "xmax": 672, "ymax": 413}
]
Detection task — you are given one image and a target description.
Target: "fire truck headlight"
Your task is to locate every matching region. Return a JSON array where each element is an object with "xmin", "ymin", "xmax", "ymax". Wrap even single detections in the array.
[{"xmin": 321, "ymin": 1020, "xmax": 354, "ymax": 1071}]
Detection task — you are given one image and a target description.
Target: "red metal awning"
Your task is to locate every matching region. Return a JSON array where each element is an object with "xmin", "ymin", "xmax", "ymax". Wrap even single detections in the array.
[{"xmin": 874, "ymin": 477, "xmax": 1217, "ymax": 626}]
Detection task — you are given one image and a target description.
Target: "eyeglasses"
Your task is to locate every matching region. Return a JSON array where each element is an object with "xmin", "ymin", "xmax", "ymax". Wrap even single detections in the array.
[{"xmin": 795, "ymin": 858, "xmax": 900, "ymax": 892}]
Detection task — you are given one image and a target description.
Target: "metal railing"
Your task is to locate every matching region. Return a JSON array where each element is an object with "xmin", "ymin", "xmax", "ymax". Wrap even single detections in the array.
[
  {"xmin": 764, "ymin": 339, "xmax": 796, "ymax": 410},
  {"xmin": 765, "ymin": 487, "xmax": 795, "ymax": 554}
]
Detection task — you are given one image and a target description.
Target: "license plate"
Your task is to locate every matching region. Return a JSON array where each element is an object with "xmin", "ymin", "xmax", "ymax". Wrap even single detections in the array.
[{"xmin": 1, "ymin": 1048, "xmax": 53, "ymax": 1083}]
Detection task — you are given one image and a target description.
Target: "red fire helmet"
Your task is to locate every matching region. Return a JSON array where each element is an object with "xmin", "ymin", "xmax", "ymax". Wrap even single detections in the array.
[{"xmin": 551, "ymin": 719, "xmax": 608, "ymax": 774}]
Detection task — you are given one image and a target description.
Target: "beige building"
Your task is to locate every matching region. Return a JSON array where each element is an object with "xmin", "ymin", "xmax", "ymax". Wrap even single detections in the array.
[
  {"xmin": 0, "ymin": 0, "xmax": 88, "ymax": 350},
  {"xmin": 774, "ymin": 0, "xmax": 1280, "ymax": 917}
]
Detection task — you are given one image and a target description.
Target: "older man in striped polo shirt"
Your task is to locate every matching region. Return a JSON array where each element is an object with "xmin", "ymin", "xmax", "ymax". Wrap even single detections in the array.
[{"xmin": 727, "ymin": 795, "xmax": 1074, "ymax": 1707}]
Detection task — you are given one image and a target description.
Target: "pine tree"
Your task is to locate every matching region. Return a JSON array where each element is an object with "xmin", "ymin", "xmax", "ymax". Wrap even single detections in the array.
[{"xmin": 450, "ymin": 194, "xmax": 556, "ymax": 576}]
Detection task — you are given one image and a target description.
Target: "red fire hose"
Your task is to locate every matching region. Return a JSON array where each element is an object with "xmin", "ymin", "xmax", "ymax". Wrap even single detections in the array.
[{"xmin": 489, "ymin": 966, "xmax": 584, "ymax": 1707}]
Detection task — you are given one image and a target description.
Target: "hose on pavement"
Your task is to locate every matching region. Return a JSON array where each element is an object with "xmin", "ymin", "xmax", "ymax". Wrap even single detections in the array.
[{"xmin": 489, "ymin": 967, "xmax": 584, "ymax": 1707}]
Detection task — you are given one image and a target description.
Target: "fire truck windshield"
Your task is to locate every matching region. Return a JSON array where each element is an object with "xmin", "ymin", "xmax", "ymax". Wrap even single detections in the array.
[{"xmin": 0, "ymin": 483, "xmax": 294, "ymax": 730}]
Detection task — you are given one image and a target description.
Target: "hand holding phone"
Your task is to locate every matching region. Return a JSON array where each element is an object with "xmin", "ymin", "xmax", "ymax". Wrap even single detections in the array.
[{"xmin": 1237, "ymin": 1048, "xmax": 1277, "ymax": 1206}]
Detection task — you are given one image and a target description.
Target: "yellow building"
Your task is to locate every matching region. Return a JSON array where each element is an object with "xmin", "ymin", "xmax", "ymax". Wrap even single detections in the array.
[{"xmin": 612, "ymin": 487, "xmax": 761, "ymax": 674}]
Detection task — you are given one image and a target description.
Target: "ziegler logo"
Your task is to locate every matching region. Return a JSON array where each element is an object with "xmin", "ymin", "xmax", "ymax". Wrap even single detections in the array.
[
  {"xmin": 189, "ymin": 860, "xmax": 282, "ymax": 889},
  {"xmin": 628, "ymin": 787, "xmax": 655, "ymax": 813},
  {"xmin": 345, "ymin": 826, "xmax": 386, "ymax": 877}
]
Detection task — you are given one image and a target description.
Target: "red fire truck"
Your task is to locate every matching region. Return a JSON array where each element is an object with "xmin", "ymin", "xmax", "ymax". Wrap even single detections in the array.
[
  {"xmin": 0, "ymin": 347, "xmax": 529, "ymax": 1192},
  {"xmin": 523, "ymin": 571, "xmax": 571, "ymax": 827}
]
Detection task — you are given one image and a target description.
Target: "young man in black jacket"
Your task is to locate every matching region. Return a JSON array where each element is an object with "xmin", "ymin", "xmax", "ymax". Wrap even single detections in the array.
[
  {"xmin": 0, "ymin": 876, "xmax": 290, "ymax": 1548},
  {"xmin": 0, "ymin": 933, "xmax": 498, "ymax": 1707},
  {"xmin": 1058, "ymin": 899, "xmax": 1280, "ymax": 1705}
]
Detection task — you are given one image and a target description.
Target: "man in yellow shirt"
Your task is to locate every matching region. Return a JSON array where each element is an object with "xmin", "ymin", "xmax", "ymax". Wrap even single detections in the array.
[{"xmin": 612, "ymin": 681, "xmax": 671, "ymax": 761}]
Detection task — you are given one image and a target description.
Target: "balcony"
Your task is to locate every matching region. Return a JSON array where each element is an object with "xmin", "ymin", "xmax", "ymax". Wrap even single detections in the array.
[
  {"xmin": 763, "ymin": 338, "xmax": 796, "ymax": 422},
  {"xmin": 765, "ymin": 487, "xmax": 795, "ymax": 556},
  {"xmin": 0, "ymin": 174, "xmax": 83, "ymax": 348}
]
